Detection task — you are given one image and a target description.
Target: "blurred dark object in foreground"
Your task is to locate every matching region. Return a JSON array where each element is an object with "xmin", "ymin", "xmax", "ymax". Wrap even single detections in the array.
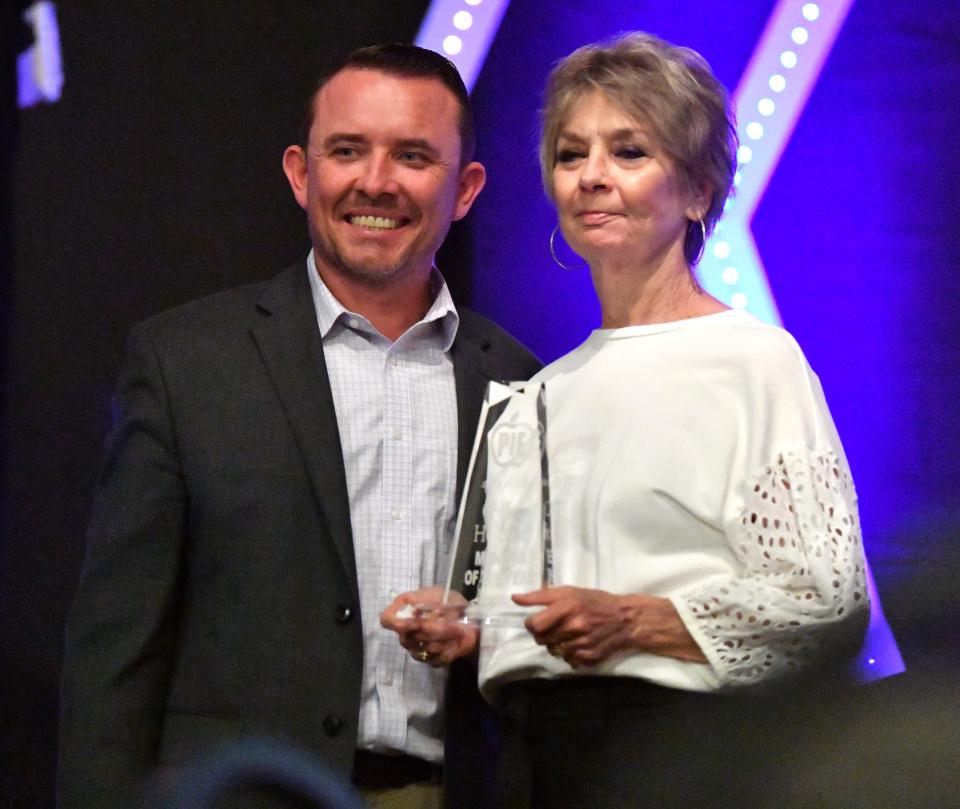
[{"xmin": 142, "ymin": 738, "xmax": 366, "ymax": 809}]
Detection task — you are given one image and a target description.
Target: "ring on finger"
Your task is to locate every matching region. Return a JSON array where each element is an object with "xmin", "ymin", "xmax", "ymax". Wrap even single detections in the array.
[{"xmin": 416, "ymin": 641, "xmax": 431, "ymax": 662}]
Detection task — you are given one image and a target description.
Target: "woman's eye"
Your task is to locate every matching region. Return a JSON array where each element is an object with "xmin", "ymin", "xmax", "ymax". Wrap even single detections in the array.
[
  {"xmin": 556, "ymin": 149, "xmax": 583, "ymax": 164},
  {"xmin": 617, "ymin": 147, "xmax": 646, "ymax": 160}
]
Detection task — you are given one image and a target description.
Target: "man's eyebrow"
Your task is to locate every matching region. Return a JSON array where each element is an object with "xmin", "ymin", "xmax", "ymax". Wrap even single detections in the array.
[
  {"xmin": 393, "ymin": 138, "xmax": 440, "ymax": 156},
  {"xmin": 321, "ymin": 133, "xmax": 367, "ymax": 148},
  {"xmin": 319, "ymin": 134, "xmax": 441, "ymax": 158}
]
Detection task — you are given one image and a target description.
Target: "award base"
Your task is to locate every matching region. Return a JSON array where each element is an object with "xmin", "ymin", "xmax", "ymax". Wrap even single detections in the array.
[
  {"xmin": 409, "ymin": 601, "xmax": 538, "ymax": 628},
  {"xmin": 463, "ymin": 604, "xmax": 538, "ymax": 628}
]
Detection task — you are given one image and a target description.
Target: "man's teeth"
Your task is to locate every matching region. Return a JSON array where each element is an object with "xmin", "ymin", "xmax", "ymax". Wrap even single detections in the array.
[{"xmin": 349, "ymin": 215, "xmax": 401, "ymax": 230}]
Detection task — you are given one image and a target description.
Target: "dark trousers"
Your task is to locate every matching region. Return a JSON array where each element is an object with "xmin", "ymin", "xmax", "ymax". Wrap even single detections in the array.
[{"xmin": 493, "ymin": 676, "xmax": 740, "ymax": 809}]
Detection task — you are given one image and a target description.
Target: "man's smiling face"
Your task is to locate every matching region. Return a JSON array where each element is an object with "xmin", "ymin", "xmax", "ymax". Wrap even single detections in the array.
[{"xmin": 285, "ymin": 67, "xmax": 480, "ymax": 288}]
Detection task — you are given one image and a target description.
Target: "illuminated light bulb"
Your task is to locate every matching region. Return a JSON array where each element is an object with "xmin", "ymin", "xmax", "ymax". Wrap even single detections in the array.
[
  {"xmin": 746, "ymin": 122, "xmax": 764, "ymax": 140},
  {"xmin": 769, "ymin": 74, "xmax": 787, "ymax": 92},
  {"xmin": 733, "ymin": 171, "xmax": 742, "ymax": 187},
  {"xmin": 792, "ymin": 27, "xmax": 809, "ymax": 45},
  {"xmin": 802, "ymin": 3, "xmax": 820, "ymax": 21},
  {"xmin": 443, "ymin": 35, "xmax": 463, "ymax": 55},
  {"xmin": 713, "ymin": 241, "xmax": 731, "ymax": 259},
  {"xmin": 731, "ymin": 292, "xmax": 748, "ymax": 308},
  {"xmin": 780, "ymin": 50, "xmax": 798, "ymax": 68},
  {"xmin": 758, "ymin": 98, "xmax": 775, "ymax": 116},
  {"xmin": 722, "ymin": 266, "xmax": 739, "ymax": 284},
  {"xmin": 465, "ymin": 0, "xmax": 482, "ymax": 5},
  {"xmin": 453, "ymin": 10, "xmax": 473, "ymax": 30},
  {"xmin": 868, "ymin": 657, "xmax": 876, "ymax": 664},
  {"xmin": 737, "ymin": 145, "xmax": 753, "ymax": 164}
]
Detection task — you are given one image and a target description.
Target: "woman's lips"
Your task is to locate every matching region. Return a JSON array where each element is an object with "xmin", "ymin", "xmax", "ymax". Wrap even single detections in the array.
[{"xmin": 577, "ymin": 210, "xmax": 621, "ymax": 226}]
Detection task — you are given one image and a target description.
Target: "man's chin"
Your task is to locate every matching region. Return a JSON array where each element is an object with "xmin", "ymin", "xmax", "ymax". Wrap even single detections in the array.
[
  {"xmin": 325, "ymin": 247, "xmax": 422, "ymax": 285},
  {"xmin": 340, "ymin": 260, "xmax": 411, "ymax": 284}
]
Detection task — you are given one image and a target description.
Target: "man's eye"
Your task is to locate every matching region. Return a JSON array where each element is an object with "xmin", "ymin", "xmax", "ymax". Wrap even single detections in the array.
[
  {"xmin": 332, "ymin": 146, "xmax": 357, "ymax": 158},
  {"xmin": 398, "ymin": 151, "xmax": 428, "ymax": 164},
  {"xmin": 556, "ymin": 149, "xmax": 583, "ymax": 164}
]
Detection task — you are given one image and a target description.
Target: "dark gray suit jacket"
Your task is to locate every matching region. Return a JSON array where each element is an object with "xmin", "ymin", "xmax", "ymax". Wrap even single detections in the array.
[{"xmin": 58, "ymin": 261, "xmax": 541, "ymax": 808}]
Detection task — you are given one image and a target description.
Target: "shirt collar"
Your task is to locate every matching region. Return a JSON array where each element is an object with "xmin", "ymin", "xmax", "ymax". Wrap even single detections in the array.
[{"xmin": 305, "ymin": 249, "xmax": 459, "ymax": 350}]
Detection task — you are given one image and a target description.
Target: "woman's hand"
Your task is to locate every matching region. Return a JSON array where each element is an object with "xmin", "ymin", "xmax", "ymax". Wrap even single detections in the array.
[
  {"xmin": 513, "ymin": 586, "xmax": 708, "ymax": 669},
  {"xmin": 380, "ymin": 587, "xmax": 480, "ymax": 668}
]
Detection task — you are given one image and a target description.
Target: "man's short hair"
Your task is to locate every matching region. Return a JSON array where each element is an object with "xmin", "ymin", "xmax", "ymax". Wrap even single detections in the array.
[{"xmin": 298, "ymin": 43, "xmax": 476, "ymax": 166}]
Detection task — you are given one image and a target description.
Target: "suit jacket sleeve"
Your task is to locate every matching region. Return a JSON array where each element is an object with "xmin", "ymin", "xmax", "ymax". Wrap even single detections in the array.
[{"xmin": 58, "ymin": 322, "xmax": 188, "ymax": 809}]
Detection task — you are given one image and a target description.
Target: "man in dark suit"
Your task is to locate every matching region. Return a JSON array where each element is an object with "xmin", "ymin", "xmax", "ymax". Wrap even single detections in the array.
[{"xmin": 58, "ymin": 44, "xmax": 540, "ymax": 809}]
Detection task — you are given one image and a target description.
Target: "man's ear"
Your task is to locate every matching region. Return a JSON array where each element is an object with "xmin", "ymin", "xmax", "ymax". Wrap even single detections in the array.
[
  {"xmin": 282, "ymin": 145, "xmax": 309, "ymax": 211},
  {"xmin": 452, "ymin": 161, "xmax": 487, "ymax": 221}
]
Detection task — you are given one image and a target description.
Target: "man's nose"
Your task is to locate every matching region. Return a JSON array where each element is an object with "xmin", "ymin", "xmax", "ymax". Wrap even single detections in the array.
[{"xmin": 354, "ymin": 152, "xmax": 399, "ymax": 199}]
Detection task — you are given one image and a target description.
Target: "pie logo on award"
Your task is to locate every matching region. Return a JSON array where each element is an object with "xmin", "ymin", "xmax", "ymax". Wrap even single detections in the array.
[{"xmin": 489, "ymin": 412, "xmax": 535, "ymax": 468}]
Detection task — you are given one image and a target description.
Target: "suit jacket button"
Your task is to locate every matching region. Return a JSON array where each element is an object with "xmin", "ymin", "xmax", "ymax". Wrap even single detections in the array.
[
  {"xmin": 323, "ymin": 714, "xmax": 344, "ymax": 736},
  {"xmin": 335, "ymin": 604, "xmax": 353, "ymax": 624}
]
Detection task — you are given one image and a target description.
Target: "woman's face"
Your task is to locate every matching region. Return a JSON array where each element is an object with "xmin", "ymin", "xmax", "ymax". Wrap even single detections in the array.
[{"xmin": 552, "ymin": 90, "xmax": 700, "ymax": 268}]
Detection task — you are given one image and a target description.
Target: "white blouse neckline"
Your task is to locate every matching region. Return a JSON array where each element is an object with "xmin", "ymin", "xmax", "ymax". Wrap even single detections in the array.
[{"xmin": 590, "ymin": 308, "xmax": 748, "ymax": 340}]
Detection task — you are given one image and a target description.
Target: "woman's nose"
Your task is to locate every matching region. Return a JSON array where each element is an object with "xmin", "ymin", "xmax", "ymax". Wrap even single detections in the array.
[{"xmin": 578, "ymin": 150, "xmax": 610, "ymax": 191}]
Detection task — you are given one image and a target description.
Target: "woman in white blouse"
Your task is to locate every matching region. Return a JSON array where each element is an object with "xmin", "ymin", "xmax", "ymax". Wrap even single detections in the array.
[{"xmin": 384, "ymin": 31, "xmax": 870, "ymax": 808}]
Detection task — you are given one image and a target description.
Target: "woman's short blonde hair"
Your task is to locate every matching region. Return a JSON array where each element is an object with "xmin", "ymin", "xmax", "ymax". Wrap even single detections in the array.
[{"xmin": 539, "ymin": 32, "xmax": 737, "ymax": 263}]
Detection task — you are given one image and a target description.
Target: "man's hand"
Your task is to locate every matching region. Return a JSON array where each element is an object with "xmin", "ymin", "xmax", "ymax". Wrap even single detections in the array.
[
  {"xmin": 513, "ymin": 586, "xmax": 707, "ymax": 669},
  {"xmin": 381, "ymin": 587, "xmax": 480, "ymax": 667}
]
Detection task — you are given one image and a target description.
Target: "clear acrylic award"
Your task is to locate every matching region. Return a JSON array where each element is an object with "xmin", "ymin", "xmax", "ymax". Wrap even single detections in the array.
[{"xmin": 425, "ymin": 380, "xmax": 553, "ymax": 627}]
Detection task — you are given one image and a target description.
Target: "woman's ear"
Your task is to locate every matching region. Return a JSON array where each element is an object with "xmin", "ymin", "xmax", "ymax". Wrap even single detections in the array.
[{"xmin": 685, "ymin": 180, "xmax": 713, "ymax": 223}]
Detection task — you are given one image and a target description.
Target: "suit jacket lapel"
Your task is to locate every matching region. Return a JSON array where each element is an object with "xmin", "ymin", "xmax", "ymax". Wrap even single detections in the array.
[
  {"xmin": 249, "ymin": 262, "xmax": 358, "ymax": 600},
  {"xmin": 451, "ymin": 318, "xmax": 500, "ymax": 502}
]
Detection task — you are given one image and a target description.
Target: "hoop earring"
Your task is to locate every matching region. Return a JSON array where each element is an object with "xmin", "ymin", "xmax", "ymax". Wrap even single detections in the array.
[
  {"xmin": 690, "ymin": 218, "xmax": 707, "ymax": 265},
  {"xmin": 549, "ymin": 225, "xmax": 582, "ymax": 271}
]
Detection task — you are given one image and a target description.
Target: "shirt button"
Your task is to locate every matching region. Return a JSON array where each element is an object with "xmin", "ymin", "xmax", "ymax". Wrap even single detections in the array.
[
  {"xmin": 392, "ymin": 429, "xmax": 402, "ymax": 441},
  {"xmin": 391, "ymin": 357, "xmax": 400, "ymax": 367},
  {"xmin": 348, "ymin": 317, "xmax": 360, "ymax": 329},
  {"xmin": 388, "ymin": 589, "xmax": 398, "ymax": 599},
  {"xmin": 335, "ymin": 604, "xmax": 353, "ymax": 623},
  {"xmin": 391, "ymin": 509, "xmax": 401, "ymax": 521},
  {"xmin": 383, "ymin": 676, "xmax": 394, "ymax": 687},
  {"xmin": 323, "ymin": 714, "xmax": 344, "ymax": 736}
]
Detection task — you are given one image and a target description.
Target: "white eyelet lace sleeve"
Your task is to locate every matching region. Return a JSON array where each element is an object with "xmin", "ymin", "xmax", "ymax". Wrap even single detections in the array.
[{"xmin": 672, "ymin": 448, "xmax": 870, "ymax": 686}]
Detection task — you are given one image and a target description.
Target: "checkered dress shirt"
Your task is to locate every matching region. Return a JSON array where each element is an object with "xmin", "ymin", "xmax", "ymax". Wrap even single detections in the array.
[{"xmin": 306, "ymin": 252, "xmax": 458, "ymax": 762}]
